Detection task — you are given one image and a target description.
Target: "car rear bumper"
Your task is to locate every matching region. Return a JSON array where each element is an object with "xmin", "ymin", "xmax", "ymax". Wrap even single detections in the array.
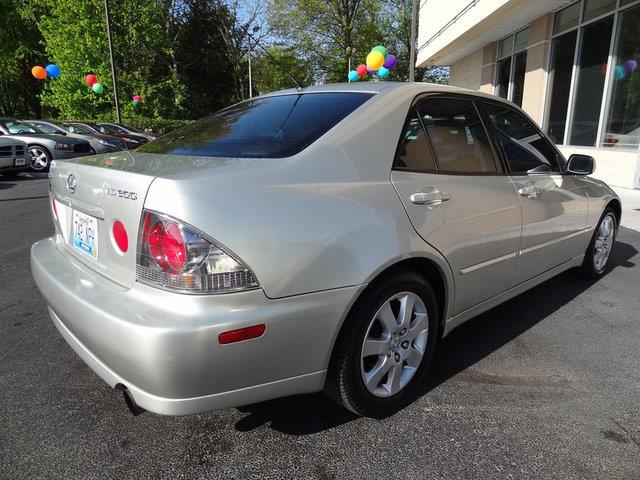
[{"xmin": 31, "ymin": 237, "xmax": 360, "ymax": 415}]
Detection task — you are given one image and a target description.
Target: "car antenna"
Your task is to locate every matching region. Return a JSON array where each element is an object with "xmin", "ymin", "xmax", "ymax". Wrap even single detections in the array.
[{"xmin": 241, "ymin": 26, "xmax": 307, "ymax": 92}]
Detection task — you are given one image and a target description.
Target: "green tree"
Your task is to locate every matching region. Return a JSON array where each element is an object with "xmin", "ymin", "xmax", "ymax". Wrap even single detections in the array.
[
  {"xmin": 251, "ymin": 46, "xmax": 314, "ymax": 94},
  {"xmin": 0, "ymin": 0, "xmax": 46, "ymax": 117}
]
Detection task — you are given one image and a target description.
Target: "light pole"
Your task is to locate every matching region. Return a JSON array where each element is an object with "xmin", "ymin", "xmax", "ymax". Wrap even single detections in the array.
[
  {"xmin": 248, "ymin": 25, "xmax": 260, "ymax": 98},
  {"xmin": 104, "ymin": 0, "xmax": 121, "ymax": 123},
  {"xmin": 409, "ymin": 0, "xmax": 418, "ymax": 82},
  {"xmin": 346, "ymin": 47, "xmax": 356, "ymax": 78}
]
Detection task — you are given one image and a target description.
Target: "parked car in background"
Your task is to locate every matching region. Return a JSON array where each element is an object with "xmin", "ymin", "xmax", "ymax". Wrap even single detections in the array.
[
  {"xmin": 25, "ymin": 120, "xmax": 126, "ymax": 155},
  {"xmin": 0, "ymin": 137, "xmax": 28, "ymax": 177},
  {"xmin": 0, "ymin": 118, "xmax": 92, "ymax": 172},
  {"xmin": 32, "ymin": 83, "xmax": 620, "ymax": 418},
  {"xmin": 97, "ymin": 122, "xmax": 157, "ymax": 142}
]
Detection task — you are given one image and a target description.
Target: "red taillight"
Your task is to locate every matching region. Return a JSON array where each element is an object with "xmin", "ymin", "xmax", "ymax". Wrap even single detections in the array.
[
  {"xmin": 219, "ymin": 324, "xmax": 266, "ymax": 344},
  {"xmin": 112, "ymin": 220, "xmax": 128, "ymax": 253},
  {"xmin": 147, "ymin": 220, "xmax": 186, "ymax": 272}
]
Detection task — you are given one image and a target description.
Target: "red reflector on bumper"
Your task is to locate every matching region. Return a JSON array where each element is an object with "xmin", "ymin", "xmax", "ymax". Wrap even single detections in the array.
[{"xmin": 219, "ymin": 324, "xmax": 266, "ymax": 344}]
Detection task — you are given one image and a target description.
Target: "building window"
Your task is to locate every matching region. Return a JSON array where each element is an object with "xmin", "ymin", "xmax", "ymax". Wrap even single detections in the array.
[
  {"xmin": 545, "ymin": 0, "xmax": 640, "ymax": 150},
  {"xmin": 495, "ymin": 27, "xmax": 530, "ymax": 107},
  {"xmin": 603, "ymin": 3, "xmax": 640, "ymax": 149}
]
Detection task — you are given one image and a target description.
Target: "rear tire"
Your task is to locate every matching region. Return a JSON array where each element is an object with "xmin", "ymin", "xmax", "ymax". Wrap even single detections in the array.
[
  {"xmin": 579, "ymin": 207, "xmax": 617, "ymax": 278},
  {"xmin": 325, "ymin": 271, "xmax": 438, "ymax": 417}
]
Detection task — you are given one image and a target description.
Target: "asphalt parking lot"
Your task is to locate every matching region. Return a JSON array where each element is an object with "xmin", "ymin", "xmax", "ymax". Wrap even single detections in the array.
[{"xmin": 1, "ymin": 173, "xmax": 639, "ymax": 480}]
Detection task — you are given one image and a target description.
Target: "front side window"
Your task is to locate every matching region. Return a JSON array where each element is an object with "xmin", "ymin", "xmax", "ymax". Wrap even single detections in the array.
[
  {"xmin": 394, "ymin": 108, "xmax": 436, "ymax": 172},
  {"xmin": 34, "ymin": 122, "xmax": 62, "ymax": 134},
  {"xmin": 139, "ymin": 92, "xmax": 373, "ymax": 158},
  {"xmin": 485, "ymin": 102, "xmax": 561, "ymax": 174},
  {"xmin": 417, "ymin": 98, "xmax": 497, "ymax": 174}
]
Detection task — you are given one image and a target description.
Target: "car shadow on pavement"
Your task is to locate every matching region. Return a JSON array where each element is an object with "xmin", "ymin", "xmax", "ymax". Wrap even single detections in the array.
[{"xmin": 234, "ymin": 238, "xmax": 638, "ymax": 435}]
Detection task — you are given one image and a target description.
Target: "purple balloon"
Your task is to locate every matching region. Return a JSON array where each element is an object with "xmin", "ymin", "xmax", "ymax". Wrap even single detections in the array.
[
  {"xmin": 367, "ymin": 66, "xmax": 377, "ymax": 74},
  {"xmin": 623, "ymin": 59, "xmax": 638, "ymax": 74},
  {"xmin": 383, "ymin": 54, "xmax": 397, "ymax": 70}
]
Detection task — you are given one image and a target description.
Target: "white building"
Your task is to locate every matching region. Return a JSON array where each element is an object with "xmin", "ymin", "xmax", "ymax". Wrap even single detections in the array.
[{"xmin": 417, "ymin": 0, "xmax": 640, "ymax": 189}]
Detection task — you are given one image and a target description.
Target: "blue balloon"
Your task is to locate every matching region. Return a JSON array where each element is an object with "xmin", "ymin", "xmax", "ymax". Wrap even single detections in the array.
[
  {"xmin": 348, "ymin": 70, "xmax": 359, "ymax": 82},
  {"xmin": 45, "ymin": 64, "xmax": 61, "ymax": 79},
  {"xmin": 614, "ymin": 65, "xmax": 626, "ymax": 80},
  {"xmin": 378, "ymin": 66, "xmax": 390, "ymax": 78}
]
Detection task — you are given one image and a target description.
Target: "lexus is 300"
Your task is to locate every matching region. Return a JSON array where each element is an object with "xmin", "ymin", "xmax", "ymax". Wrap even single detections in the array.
[{"xmin": 31, "ymin": 83, "xmax": 620, "ymax": 417}]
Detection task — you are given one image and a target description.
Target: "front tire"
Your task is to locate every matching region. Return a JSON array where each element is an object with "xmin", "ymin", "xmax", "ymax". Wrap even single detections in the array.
[
  {"xmin": 325, "ymin": 271, "xmax": 438, "ymax": 417},
  {"xmin": 579, "ymin": 207, "xmax": 617, "ymax": 278},
  {"xmin": 28, "ymin": 146, "xmax": 52, "ymax": 172}
]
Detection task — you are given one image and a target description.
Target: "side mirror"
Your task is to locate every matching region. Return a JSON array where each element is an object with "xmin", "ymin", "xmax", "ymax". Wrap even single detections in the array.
[{"xmin": 567, "ymin": 154, "xmax": 594, "ymax": 175}]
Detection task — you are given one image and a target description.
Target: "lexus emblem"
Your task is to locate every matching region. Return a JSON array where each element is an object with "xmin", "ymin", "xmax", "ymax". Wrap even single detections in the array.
[{"xmin": 67, "ymin": 174, "xmax": 77, "ymax": 194}]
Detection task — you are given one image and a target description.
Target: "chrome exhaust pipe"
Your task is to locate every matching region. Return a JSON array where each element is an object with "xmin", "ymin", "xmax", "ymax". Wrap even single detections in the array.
[{"xmin": 121, "ymin": 387, "xmax": 146, "ymax": 416}]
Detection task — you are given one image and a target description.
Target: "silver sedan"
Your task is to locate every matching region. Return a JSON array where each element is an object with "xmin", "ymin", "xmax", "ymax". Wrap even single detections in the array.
[{"xmin": 31, "ymin": 83, "xmax": 620, "ymax": 417}]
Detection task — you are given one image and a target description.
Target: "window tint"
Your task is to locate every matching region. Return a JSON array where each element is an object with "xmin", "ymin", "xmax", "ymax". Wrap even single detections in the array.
[
  {"xmin": 139, "ymin": 92, "xmax": 373, "ymax": 158},
  {"xmin": 394, "ymin": 108, "xmax": 436, "ymax": 171},
  {"xmin": 484, "ymin": 102, "xmax": 561, "ymax": 174},
  {"xmin": 34, "ymin": 122, "xmax": 61, "ymax": 134},
  {"xmin": 417, "ymin": 98, "xmax": 496, "ymax": 174}
]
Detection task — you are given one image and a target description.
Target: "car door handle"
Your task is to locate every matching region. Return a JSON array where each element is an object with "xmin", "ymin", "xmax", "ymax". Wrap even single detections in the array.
[
  {"xmin": 410, "ymin": 191, "xmax": 450, "ymax": 205},
  {"xmin": 517, "ymin": 184, "xmax": 540, "ymax": 198}
]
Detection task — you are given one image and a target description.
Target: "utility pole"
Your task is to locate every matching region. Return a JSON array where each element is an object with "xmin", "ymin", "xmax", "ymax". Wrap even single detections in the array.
[
  {"xmin": 409, "ymin": 0, "xmax": 418, "ymax": 82},
  {"xmin": 248, "ymin": 25, "xmax": 260, "ymax": 98},
  {"xmin": 104, "ymin": 0, "xmax": 121, "ymax": 123}
]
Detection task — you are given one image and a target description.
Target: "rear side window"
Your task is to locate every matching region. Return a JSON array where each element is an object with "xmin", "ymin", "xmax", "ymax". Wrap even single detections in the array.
[
  {"xmin": 483, "ymin": 102, "xmax": 561, "ymax": 174},
  {"xmin": 417, "ymin": 98, "xmax": 497, "ymax": 174},
  {"xmin": 395, "ymin": 108, "xmax": 437, "ymax": 172},
  {"xmin": 140, "ymin": 92, "xmax": 373, "ymax": 158}
]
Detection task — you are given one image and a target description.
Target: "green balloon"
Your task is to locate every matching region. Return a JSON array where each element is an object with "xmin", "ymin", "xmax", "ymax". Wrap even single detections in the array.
[
  {"xmin": 372, "ymin": 45, "xmax": 388, "ymax": 60},
  {"xmin": 132, "ymin": 100, "xmax": 141, "ymax": 107},
  {"xmin": 92, "ymin": 82, "xmax": 103, "ymax": 94}
]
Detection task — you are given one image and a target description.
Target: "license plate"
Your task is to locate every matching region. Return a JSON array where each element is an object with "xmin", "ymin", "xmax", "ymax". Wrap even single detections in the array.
[
  {"xmin": 14, "ymin": 158, "xmax": 25, "ymax": 166},
  {"xmin": 72, "ymin": 210, "xmax": 99, "ymax": 259}
]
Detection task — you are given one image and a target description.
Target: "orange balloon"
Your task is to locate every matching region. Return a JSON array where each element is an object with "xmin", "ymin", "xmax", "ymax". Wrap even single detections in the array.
[{"xmin": 32, "ymin": 66, "xmax": 47, "ymax": 80}]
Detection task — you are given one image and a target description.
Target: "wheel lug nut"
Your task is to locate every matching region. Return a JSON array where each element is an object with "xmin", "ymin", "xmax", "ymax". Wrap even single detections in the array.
[
  {"xmin": 400, "ymin": 328, "xmax": 407, "ymax": 335},
  {"xmin": 394, "ymin": 353, "xmax": 401, "ymax": 362},
  {"xmin": 401, "ymin": 341, "xmax": 409, "ymax": 349}
]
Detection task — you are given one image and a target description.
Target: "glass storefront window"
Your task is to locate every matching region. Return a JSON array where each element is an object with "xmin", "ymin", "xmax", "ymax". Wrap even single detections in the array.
[
  {"xmin": 497, "ymin": 35, "xmax": 514, "ymax": 59},
  {"xmin": 514, "ymin": 28, "xmax": 530, "ymax": 52},
  {"xmin": 546, "ymin": 31, "xmax": 577, "ymax": 144},
  {"xmin": 512, "ymin": 51, "xmax": 527, "ymax": 107},
  {"xmin": 496, "ymin": 58, "xmax": 511, "ymax": 99},
  {"xmin": 568, "ymin": 16, "xmax": 614, "ymax": 146},
  {"xmin": 554, "ymin": 2, "xmax": 581, "ymax": 34},
  {"xmin": 583, "ymin": 0, "xmax": 616, "ymax": 21},
  {"xmin": 603, "ymin": 4, "xmax": 640, "ymax": 149}
]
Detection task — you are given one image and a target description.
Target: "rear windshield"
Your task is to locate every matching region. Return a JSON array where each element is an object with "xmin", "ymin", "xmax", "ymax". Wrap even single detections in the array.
[{"xmin": 138, "ymin": 92, "xmax": 373, "ymax": 158}]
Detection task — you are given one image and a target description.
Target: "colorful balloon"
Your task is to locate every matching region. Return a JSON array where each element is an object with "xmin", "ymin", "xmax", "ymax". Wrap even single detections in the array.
[
  {"xmin": 372, "ymin": 46, "xmax": 388, "ymax": 60},
  {"xmin": 45, "ymin": 64, "xmax": 61, "ymax": 79},
  {"xmin": 366, "ymin": 50, "xmax": 385, "ymax": 71},
  {"xmin": 377, "ymin": 66, "xmax": 390, "ymax": 79},
  {"xmin": 623, "ymin": 59, "xmax": 638, "ymax": 74},
  {"xmin": 600, "ymin": 64, "xmax": 608, "ymax": 76},
  {"xmin": 92, "ymin": 82, "xmax": 104, "ymax": 94},
  {"xmin": 348, "ymin": 70, "xmax": 359, "ymax": 82},
  {"xmin": 614, "ymin": 65, "xmax": 626, "ymax": 80},
  {"xmin": 85, "ymin": 74, "xmax": 97, "ymax": 86},
  {"xmin": 132, "ymin": 94, "xmax": 142, "ymax": 101},
  {"xmin": 132, "ymin": 99, "xmax": 141, "ymax": 107},
  {"xmin": 367, "ymin": 66, "xmax": 377, "ymax": 75},
  {"xmin": 31, "ymin": 66, "xmax": 47, "ymax": 80},
  {"xmin": 383, "ymin": 54, "xmax": 397, "ymax": 70},
  {"xmin": 356, "ymin": 64, "xmax": 367, "ymax": 77}
]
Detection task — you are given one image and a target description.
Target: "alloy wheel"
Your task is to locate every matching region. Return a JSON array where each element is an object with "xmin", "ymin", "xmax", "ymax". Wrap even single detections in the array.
[
  {"xmin": 593, "ymin": 213, "xmax": 615, "ymax": 272},
  {"xmin": 28, "ymin": 147, "xmax": 49, "ymax": 171},
  {"xmin": 360, "ymin": 291, "xmax": 429, "ymax": 398}
]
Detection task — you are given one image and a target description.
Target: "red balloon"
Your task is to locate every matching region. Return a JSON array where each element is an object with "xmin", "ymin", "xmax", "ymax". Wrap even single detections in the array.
[
  {"xmin": 356, "ymin": 64, "xmax": 367, "ymax": 77},
  {"xmin": 85, "ymin": 74, "xmax": 97, "ymax": 86},
  {"xmin": 133, "ymin": 95, "xmax": 142, "ymax": 101}
]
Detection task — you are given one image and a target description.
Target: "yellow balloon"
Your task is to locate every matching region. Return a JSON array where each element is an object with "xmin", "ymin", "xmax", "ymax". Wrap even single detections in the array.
[{"xmin": 366, "ymin": 50, "xmax": 385, "ymax": 71}]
